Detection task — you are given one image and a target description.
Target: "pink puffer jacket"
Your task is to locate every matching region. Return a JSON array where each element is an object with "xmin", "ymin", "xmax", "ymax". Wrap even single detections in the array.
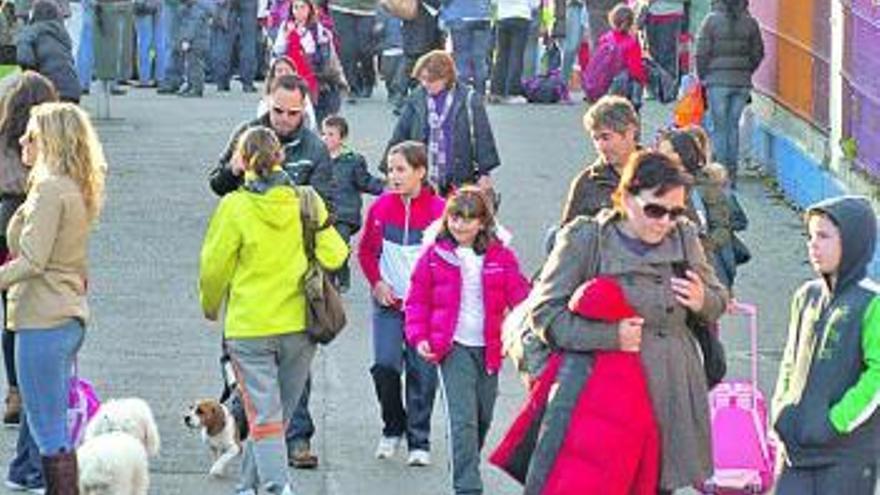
[{"xmin": 405, "ymin": 238, "xmax": 530, "ymax": 374}]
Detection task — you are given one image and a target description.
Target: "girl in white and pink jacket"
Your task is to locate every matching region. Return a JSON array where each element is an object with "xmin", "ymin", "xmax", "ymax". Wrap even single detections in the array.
[{"xmin": 405, "ymin": 186, "xmax": 530, "ymax": 495}]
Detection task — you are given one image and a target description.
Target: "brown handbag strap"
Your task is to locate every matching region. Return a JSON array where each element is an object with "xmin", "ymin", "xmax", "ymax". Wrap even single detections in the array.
[{"xmin": 296, "ymin": 186, "xmax": 333, "ymax": 264}]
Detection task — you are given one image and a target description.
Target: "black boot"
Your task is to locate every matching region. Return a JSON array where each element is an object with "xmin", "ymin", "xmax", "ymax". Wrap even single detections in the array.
[
  {"xmin": 42, "ymin": 451, "xmax": 78, "ymax": 495},
  {"xmin": 370, "ymin": 365, "xmax": 405, "ymax": 438}
]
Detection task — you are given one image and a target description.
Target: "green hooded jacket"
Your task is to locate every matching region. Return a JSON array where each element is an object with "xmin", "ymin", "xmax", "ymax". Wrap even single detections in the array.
[{"xmin": 199, "ymin": 178, "xmax": 348, "ymax": 339}]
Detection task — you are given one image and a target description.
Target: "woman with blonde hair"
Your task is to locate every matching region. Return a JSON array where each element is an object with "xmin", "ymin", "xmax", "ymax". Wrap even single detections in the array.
[{"xmin": 0, "ymin": 102, "xmax": 105, "ymax": 494}]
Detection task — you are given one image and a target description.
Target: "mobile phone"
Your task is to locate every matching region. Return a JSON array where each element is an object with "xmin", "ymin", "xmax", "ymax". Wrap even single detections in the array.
[{"xmin": 671, "ymin": 260, "xmax": 690, "ymax": 279}]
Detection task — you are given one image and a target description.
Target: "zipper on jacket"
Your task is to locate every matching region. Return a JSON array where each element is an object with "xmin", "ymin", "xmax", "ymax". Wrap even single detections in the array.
[{"xmin": 403, "ymin": 196, "xmax": 412, "ymax": 245}]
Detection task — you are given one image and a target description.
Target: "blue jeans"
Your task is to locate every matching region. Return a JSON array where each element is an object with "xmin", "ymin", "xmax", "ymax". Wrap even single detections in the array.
[
  {"xmin": 371, "ymin": 304, "xmax": 437, "ymax": 450},
  {"xmin": 76, "ymin": 2, "xmax": 93, "ymax": 90},
  {"xmin": 7, "ymin": 413, "xmax": 44, "ymax": 489},
  {"xmin": 212, "ymin": 0, "xmax": 258, "ymax": 88},
  {"xmin": 522, "ymin": 13, "xmax": 540, "ymax": 79},
  {"xmin": 561, "ymin": 3, "xmax": 584, "ymax": 85},
  {"xmin": 707, "ymin": 85, "xmax": 751, "ymax": 185},
  {"xmin": 449, "ymin": 20, "xmax": 492, "ymax": 96},
  {"xmin": 285, "ymin": 374, "xmax": 313, "ymax": 447},
  {"xmin": 15, "ymin": 319, "xmax": 84, "ymax": 455},
  {"xmin": 156, "ymin": 0, "xmax": 176, "ymax": 84},
  {"xmin": 135, "ymin": 12, "xmax": 160, "ymax": 83}
]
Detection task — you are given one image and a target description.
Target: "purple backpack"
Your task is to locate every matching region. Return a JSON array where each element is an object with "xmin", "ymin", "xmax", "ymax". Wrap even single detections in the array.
[
  {"xmin": 581, "ymin": 37, "xmax": 625, "ymax": 101},
  {"xmin": 68, "ymin": 375, "xmax": 100, "ymax": 447}
]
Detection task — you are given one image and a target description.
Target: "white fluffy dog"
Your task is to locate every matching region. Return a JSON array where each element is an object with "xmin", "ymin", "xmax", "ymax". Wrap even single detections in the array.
[{"xmin": 77, "ymin": 398, "xmax": 161, "ymax": 495}]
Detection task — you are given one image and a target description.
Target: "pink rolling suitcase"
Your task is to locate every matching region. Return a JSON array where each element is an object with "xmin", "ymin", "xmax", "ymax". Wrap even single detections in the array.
[{"xmin": 700, "ymin": 302, "xmax": 776, "ymax": 494}]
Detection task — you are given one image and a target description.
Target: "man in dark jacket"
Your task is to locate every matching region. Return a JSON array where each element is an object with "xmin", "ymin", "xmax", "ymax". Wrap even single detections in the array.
[
  {"xmin": 560, "ymin": 95, "xmax": 639, "ymax": 224},
  {"xmin": 209, "ymin": 74, "xmax": 337, "ymax": 208},
  {"xmin": 696, "ymin": 0, "xmax": 764, "ymax": 185},
  {"xmin": 15, "ymin": 0, "xmax": 79, "ymax": 102},
  {"xmin": 208, "ymin": 73, "xmax": 336, "ymax": 471}
]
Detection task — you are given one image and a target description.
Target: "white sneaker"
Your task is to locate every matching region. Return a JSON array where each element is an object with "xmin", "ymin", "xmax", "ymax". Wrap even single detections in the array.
[
  {"xmin": 406, "ymin": 449, "xmax": 431, "ymax": 467},
  {"xmin": 374, "ymin": 436, "xmax": 401, "ymax": 459},
  {"xmin": 504, "ymin": 95, "xmax": 528, "ymax": 105}
]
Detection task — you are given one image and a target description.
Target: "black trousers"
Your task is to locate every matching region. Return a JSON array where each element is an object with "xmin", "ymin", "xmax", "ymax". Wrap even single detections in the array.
[
  {"xmin": 491, "ymin": 17, "xmax": 530, "ymax": 97},
  {"xmin": 331, "ymin": 10, "xmax": 376, "ymax": 97}
]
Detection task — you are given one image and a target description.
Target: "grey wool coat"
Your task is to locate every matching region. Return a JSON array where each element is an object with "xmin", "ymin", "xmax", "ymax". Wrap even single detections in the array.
[{"xmin": 529, "ymin": 211, "xmax": 729, "ymax": 491}]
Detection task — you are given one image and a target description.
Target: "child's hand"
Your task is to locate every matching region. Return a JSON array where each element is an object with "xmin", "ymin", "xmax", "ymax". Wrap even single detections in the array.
[
  {"xmin": 618, "ymin": 317, "xmax": 644, "ymax": 352},
  {"xmin": 230, "ymin": 153, "xmax": 246, "ymax": 176},
  {"xmin": 416, "ymin": 341, "xmax": 437, "ymax": 362},
  {"xmin": 372, "ymin": 281, "xmax": 397, "ymax": 307}
]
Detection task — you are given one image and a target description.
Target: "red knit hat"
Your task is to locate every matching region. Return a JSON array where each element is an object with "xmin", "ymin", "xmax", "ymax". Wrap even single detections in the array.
[{"xmin": 568, "ymin": 276, "xmax": 638, "ymax": 322}]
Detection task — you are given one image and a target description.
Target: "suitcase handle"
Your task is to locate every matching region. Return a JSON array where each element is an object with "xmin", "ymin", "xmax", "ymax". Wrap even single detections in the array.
[{"xmin": 726, "ymin": 301, "xmax": 759, "ymax": 409}]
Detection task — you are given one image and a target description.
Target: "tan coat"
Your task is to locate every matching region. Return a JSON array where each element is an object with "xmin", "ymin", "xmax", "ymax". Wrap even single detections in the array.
[
  {"xmin": 1, "ymin": 174, "xmax": 89, "ymax": 330},
  {"xmin": 531, "ymin": 211, "xmax": 729, "ymax": 490}
]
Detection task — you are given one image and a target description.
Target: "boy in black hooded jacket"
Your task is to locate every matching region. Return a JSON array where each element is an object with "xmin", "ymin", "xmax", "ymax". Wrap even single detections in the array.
[{"xmin": 772, "ymin": 195, "xmax": 880, "ymax": 494}]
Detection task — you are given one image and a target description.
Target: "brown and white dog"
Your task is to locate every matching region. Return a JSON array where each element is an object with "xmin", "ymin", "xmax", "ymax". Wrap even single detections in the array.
[{"xmin": 184, "ymin": 399, "xmax": 241, "ymax": 477}]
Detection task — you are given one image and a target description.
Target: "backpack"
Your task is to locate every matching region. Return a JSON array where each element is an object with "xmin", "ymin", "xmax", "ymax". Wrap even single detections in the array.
[
  {"xmin": 522, "ymin": 39, "xmax": 568, "ymax": 104},
  {"xmin": 522, "ymin": 69, "xmax": 568, "ymax": 104},
  {"xmin": 581, "ymin": 36, "xmax": 625, "ymax": 101},
  {"xmin": 378, "ymin": 0, "xmax": 418, "ymax": 20}
]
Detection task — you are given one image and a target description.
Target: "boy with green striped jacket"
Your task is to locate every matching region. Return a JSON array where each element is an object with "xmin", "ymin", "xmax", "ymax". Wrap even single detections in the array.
[{"xmin": 772, "ymin": 195, "xmax": 880, "ymax": 494}]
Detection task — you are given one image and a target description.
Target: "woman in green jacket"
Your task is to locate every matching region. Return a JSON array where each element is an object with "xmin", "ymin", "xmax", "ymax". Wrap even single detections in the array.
[{"xmin": 199, "ymin": 126, "xmax": 348, "ymax": 495}]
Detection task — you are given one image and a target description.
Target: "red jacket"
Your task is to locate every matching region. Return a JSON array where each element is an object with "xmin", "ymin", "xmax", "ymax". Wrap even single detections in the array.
[
  {"xmin": 282, "ymin": 22, "xmax": 320, "ymax": 97},
  {"xmin": 404, "ymin": 238, "xmax": 530, "ymax": 374},
  {"xmin": 357, "ymin": 187, "xmax": 445, "ymax": 301},
  {"xmin": 600, "ymin": 30, "xmax": 648, "ymax": 85}
]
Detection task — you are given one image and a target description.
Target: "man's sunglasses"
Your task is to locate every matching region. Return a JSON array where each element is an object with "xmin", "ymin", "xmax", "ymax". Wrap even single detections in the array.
[
  {"xmin": 634, "ymin": 196, "xmax": 686, "ymax": 221},
  {"xmin": 271, "ymin": 106, "xmax": 303, "ymax": 118}
]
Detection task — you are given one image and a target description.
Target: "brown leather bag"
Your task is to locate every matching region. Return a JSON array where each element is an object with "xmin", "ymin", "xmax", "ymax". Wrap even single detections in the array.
[{"xmin": 297, "ymin": 186, "xmax": 347, "ymax": 344}]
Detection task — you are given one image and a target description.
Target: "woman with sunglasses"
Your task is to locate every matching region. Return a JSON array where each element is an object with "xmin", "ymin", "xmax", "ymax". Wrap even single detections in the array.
[
  {"xmin": 526, "ymin": 150, "xmax": 728, "ymax": 493},
  {"xmin": 1, "ymin": 102, "xmax": 106, "ymax": 494}
]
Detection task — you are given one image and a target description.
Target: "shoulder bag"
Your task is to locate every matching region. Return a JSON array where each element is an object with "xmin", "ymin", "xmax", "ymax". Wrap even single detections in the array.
[
  {"xmin": 678, "ymin": 225, "xmax": 727, "ymax": 389},
  {"xmin": 297, "ymin": 186, "xmax": 347, "ymax": 344}
]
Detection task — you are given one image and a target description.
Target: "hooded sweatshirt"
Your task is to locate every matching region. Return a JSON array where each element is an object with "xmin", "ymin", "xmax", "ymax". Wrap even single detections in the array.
[
  {"xmin": 15, "ymin": 1, "xmax": 80, "ymax": 101},
  {"xmin": 199, "ymin": 172, "xmax": 349, "ymax": 339},
  {"xmin": 772, "ymin": 196, "xmax": 880, "ymax": 467}
]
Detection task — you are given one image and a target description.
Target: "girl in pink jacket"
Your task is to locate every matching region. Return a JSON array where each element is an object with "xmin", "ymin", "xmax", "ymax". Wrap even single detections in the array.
[{"xmin": 405, "ymin": 186, "xmax": 530, "ymax": 494}]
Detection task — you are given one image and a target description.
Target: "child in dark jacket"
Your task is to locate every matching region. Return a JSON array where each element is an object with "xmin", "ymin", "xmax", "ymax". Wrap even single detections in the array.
[
  {"xmin": 15, "ymin": 1, "xmax": 79, "ymax": 102},
  {"xmin": 321, "ymin": 114, "xmax": 384, "ymax": 291},
  {"xmin": 772, "ymin": 196, "xmax": 880, "ymax": 495},
  {"xmin": 406, "ymin": 186, "xmax": 530, "ymax": 494}
]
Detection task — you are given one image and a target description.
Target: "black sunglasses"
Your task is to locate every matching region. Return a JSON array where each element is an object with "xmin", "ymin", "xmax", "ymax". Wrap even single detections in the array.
[
  {"xmin": 271, "ymin": 106, "xmax": 303, "ymax": 118},
  {"xmin": 635, "ymin": 196, "xmax": 686, "ymax": 221}
]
